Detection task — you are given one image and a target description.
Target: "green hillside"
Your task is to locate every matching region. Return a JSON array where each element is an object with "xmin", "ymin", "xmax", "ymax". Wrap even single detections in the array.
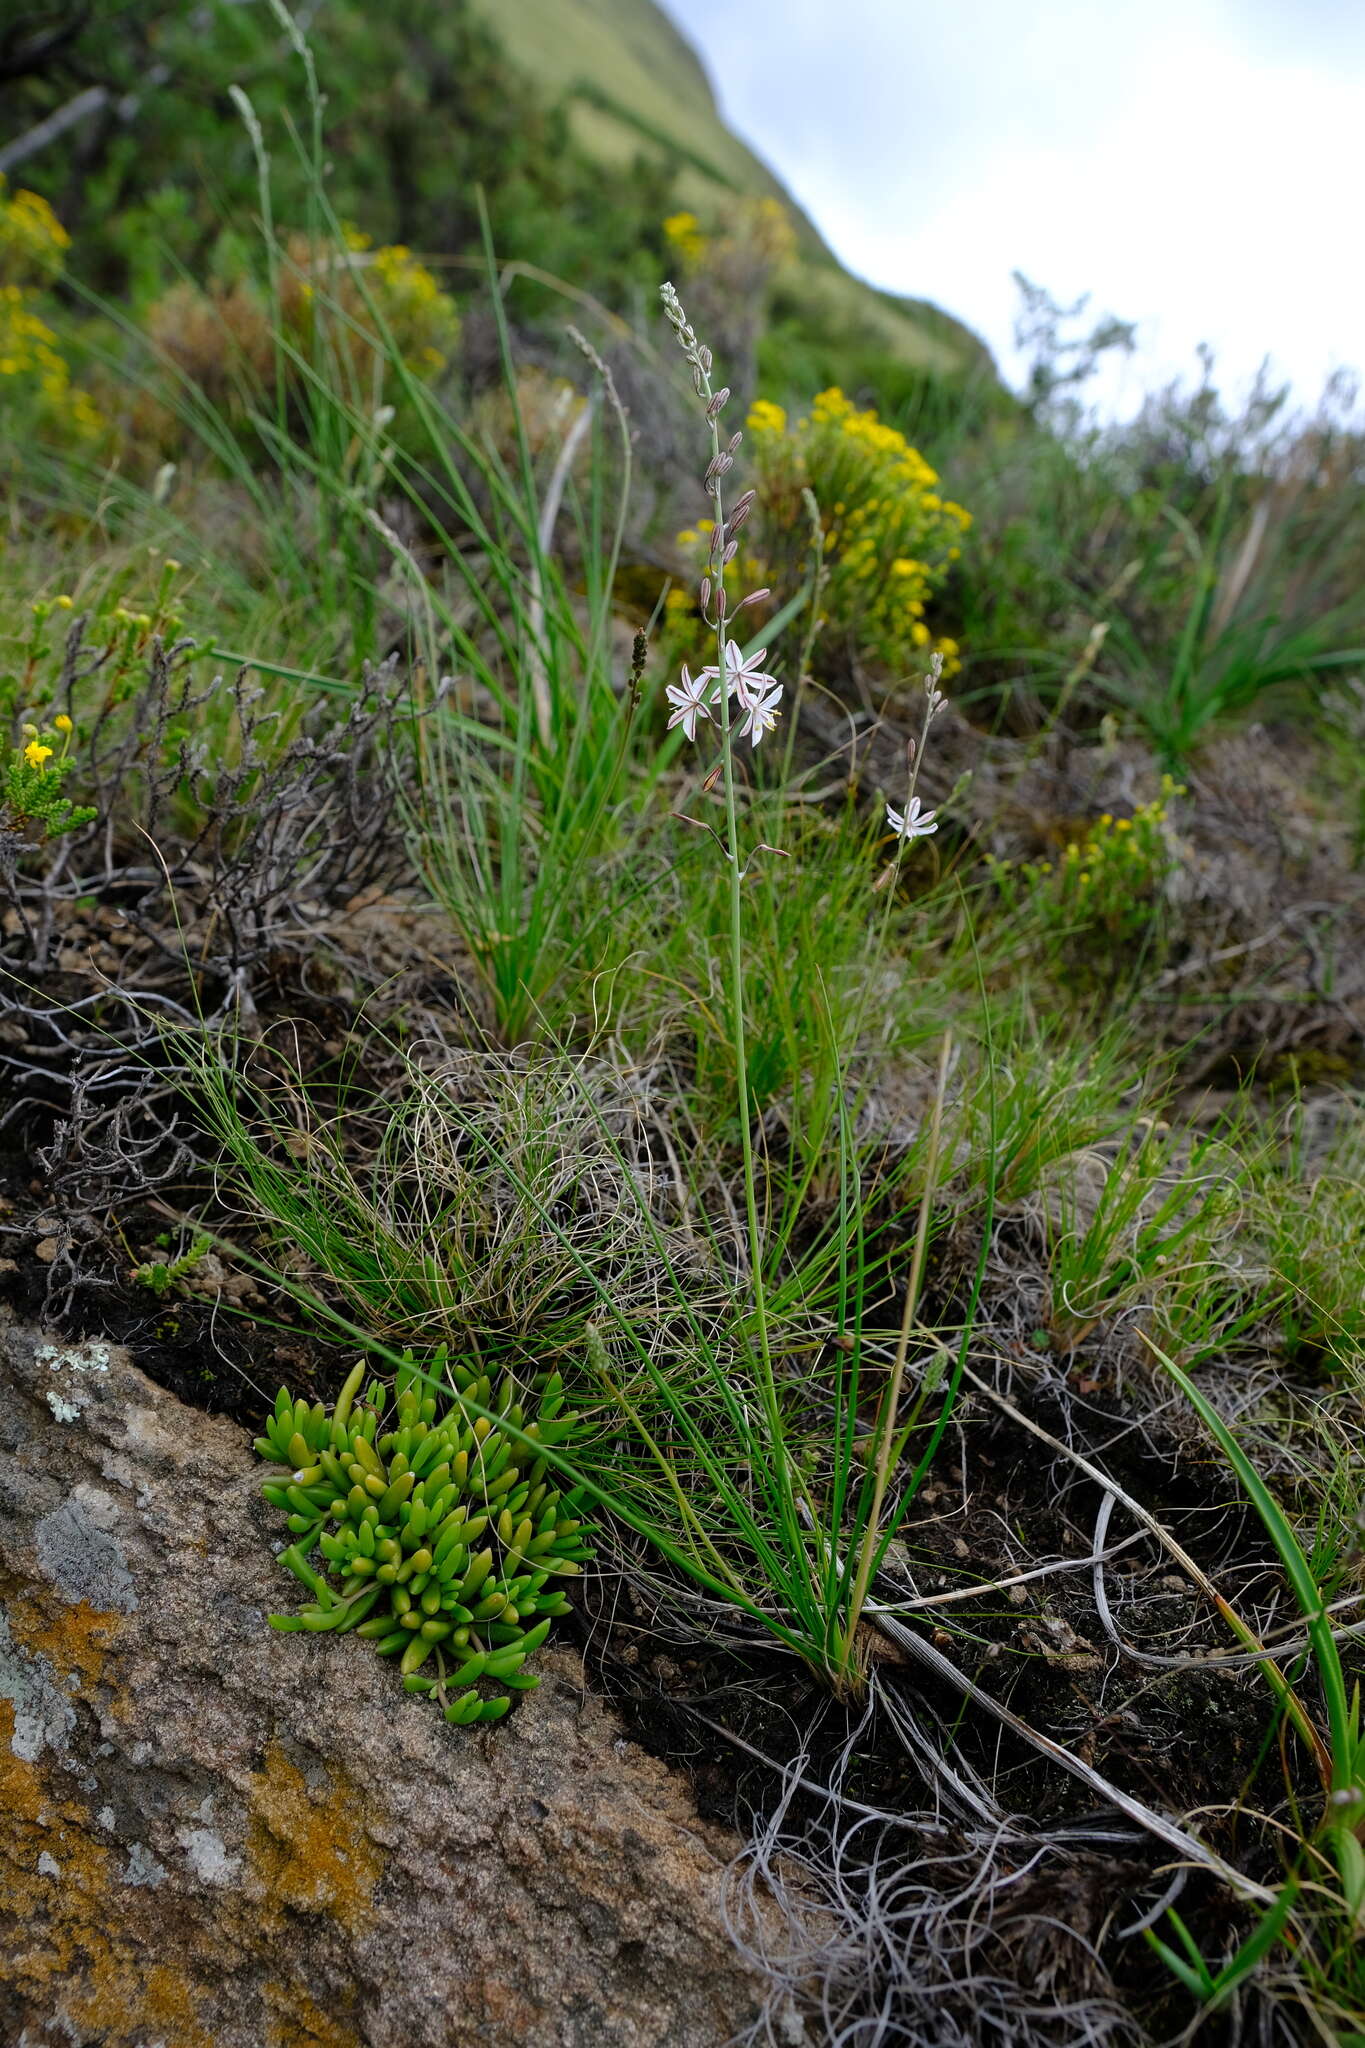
[
  {"xmin": 1, "ymin": 0, "xmax": 993, "ymax": 394},
  {"xmin": 468, "ymin": 0, "xmax": 996, "ymax": 383}
]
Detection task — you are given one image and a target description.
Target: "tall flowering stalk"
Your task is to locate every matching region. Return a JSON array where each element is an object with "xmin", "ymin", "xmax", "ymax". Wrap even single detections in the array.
[
  {"xmin": 659, "ymin": 280, "xmax": 798, "ymax": 1558},
  {"xmin": 660, "ymin": 282, "xmax": 956, "ymax": 1685}
]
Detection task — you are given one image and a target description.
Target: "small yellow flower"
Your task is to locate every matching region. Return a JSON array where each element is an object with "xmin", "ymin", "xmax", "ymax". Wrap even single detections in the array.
[
  {"xmin": 745, "ymin": 398, "xmax": 787, "ymax": 435},
  {"xmin": 1115, "ymin": 817, "xmax": 1131, "ymax": 832},
  {"xmin": 55, "ymin": 593, "xmax": 73, "ymax": 608},
  {"xmin": 24, "ymin": 740, "xmax": 53, "ymax": 769},
  {"xmin": 54, "ymin": 713, "xmax": 73, "ymax": 734}
]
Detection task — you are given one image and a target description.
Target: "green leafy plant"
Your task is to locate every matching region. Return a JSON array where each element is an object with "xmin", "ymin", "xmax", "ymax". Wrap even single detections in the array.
[
  {"xmin": 1042, "ymin": 1116, "xmax": 1246, "ymax": 1351},
  {"xmin": 132, "ymin": 1232, "xmax": 214, "ymax": 1299},
  {"xmin": 3, "ymin": 714, "xmax": 96, "ymax": 841},
  {"xmin": 985, "ymin": 779, "xmax": 1183, "ymax": 974},
  {"xmin": 255, "ymin": 1352, "xmax": 592, "ymax": 1725},
  {"xmin": 1144, "ymin": 1336, "xmax": 1365, "ymax": 2021},
  {"xmin": 1097, "ymin": 482, "xmax": 1365, "ymax": 769}
]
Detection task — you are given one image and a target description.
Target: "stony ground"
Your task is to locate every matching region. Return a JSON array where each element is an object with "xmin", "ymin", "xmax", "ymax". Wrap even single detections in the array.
[{"xmin": 0, "ymin": 1319, "xmax": 802, "ymax": 2048}]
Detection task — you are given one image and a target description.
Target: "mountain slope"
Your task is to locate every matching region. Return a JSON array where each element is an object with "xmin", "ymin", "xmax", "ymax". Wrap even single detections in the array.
[{"xmin": 467, "ymin": 0, "xmax": 996, "ymax": 384}]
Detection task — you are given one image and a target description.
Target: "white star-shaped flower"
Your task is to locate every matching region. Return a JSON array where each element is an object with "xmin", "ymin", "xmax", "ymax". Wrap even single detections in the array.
[
  {"xmin": 665, "ymin": 663, "xmax": 713, "ymax": 742},
  {"xmin": 886, "ymin": 795, "xmax": 938, "ymax": 840},
  {"xmin": 736, "ymin": 682, "xmax": 784, "ymax": 748},
  {"xmin": 709, "ymin": 638, "xmax": 778, "ymax": 711}
]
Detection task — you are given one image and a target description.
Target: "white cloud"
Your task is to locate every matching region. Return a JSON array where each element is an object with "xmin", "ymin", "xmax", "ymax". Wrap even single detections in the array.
[{"xmin": 665, "ymin": 0, "xmax": 1364, "ymax": 415}]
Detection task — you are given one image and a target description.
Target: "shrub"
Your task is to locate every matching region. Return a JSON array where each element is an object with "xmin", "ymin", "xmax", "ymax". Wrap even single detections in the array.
[
  {"xmin": 0, "ymin": 179, "xmax": 104, "ymax": 448},
  {"xmin": 138, "ymin": 229, "xmax": 459, "ymax": 454},
  {"xmin": 672, "ymin": 387, "xmax": 970, "ymax": 684},
  {"xmin": 0, "ymin": 177, "xmax": 72, "ymax": 287},
  {"xmin": 985, "ymin": 778, "xmax": 1184, "ymax": 972}
]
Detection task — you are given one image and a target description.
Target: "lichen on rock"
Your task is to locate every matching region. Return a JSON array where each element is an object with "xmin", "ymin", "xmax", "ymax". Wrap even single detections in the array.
[{"xmin": 0, "ymin": 1317, "xmax": 783, "ymax": 2047}]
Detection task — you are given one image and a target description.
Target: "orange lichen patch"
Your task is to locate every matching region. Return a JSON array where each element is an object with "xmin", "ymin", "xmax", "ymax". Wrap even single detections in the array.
[
  {"xmin": 0, "ymin": 1704, "xmax": 215, "ymax": 2047},
  {"xmin": 64, "ymin": 1962, "xmax": 215, "ymax": 2048},
  {"xmin": 0, "ymin": 1700, "xmax": 113, "ymax": 1899},
  {"xmin": 246, "ymin": 1740, "xmax": 382, "ymax": 1937},
  {"xmin": 7, "ymin": 1589, "xmax": 121, "ymax": 1685},
  {"xmin": 0, "ymin": 1697, "xmax": 54, "ymax": 1833},
  {"xmin": 263, "ymin": 1975, "xmax": 365, "ymax": 2048}
]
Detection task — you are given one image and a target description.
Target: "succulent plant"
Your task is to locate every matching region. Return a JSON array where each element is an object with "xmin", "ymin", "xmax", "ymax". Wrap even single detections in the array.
[{"xmin": 255, "ymin": 1349, "xmax": 591, "ymax": 1724}]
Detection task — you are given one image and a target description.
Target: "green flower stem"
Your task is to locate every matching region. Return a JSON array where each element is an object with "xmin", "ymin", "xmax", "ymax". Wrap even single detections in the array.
[
  {"xmin": 838, "ymin": 1028, "xmax": 953, "ymax": 1675},
  {"xmin": 695, "ymin": 376, "xmax": 802, "ymax": 1579}
]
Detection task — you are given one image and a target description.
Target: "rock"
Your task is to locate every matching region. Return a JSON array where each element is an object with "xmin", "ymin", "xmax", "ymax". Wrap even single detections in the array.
[{"xmin": 0, "ymin": 1321, "xmax": 788, "ymax": 2047}]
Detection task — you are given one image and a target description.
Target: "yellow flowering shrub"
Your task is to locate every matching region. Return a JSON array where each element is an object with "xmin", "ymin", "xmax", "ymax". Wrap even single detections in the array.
[
  {"xmin": 676, "ymin": 386, "xmax": 969, "ymax": 680},
  {"xmin": 0, "ymin": 178, "xmax": 71, "ymax": 287},
  {"xmin": 139, "ymin": 230, "xmax": 458, "ymax": 448},
  {"xmin": 986, "ymin": 779, "xmax": 1184, "ymax": 957},
  {"xmin": 0, "ymin": 180, "xmax": 104, "ymax": 446},
  {"xmin": 663, "ymin": 212, "xmax": 706, "ymax": 267},
  {"xmin": 3, "ymin": 712, "xmax": 95, "ymax": 843},
  {"xmin": 333, "ymin": 233, "xmax": 461, "ymax": 376},
  {"xmin": 662, "ymin": 198, "xmax": 794, "ymax": 278},
  {"xmin": 3, "ymin": 566, "xmax": 188, "ymax": 740}
]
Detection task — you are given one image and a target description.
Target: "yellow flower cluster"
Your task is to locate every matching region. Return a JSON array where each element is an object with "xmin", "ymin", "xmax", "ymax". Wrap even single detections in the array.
[
  {"xmin": 4, "ymin": 712, "xmax": 94, "ymax": 841},
  {"xmin": 663, "ymin": 212, "xmax": 707, "ymax": 267},
  {"xmin": 0, "ymin": 178, "xmax": 71, "ymax": 287},
  {"xmin": 746, "ymin": 398, "xmax": 787, "ymax": 436},
  {"xmin": 662, "ymin": 197, "xmax": 794, "ymax": 282},
  {"xmin": 733, "ymin": 386, "xmax": 971, "ymax": 675},
  {"xmin": 0, "ymin": 284, "xmax": 103, "ymax": 438},
  {"xmin": 367, "ymin": 243, "xmax": 460, "ymax": 373},
  {"xmin": 314, "ymin": 229, "xmax": 459, "ymax": 374},
  {"xmin": 0, "ymin": 181, "xmax": 104, "ymax": 444},
  {"xmin": 988, "ymin": 778, "xmax": 1184, "ymax": 953}
]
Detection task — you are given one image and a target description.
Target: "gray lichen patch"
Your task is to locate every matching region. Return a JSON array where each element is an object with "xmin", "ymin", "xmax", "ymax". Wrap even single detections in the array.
[
  {"xmin": 0, "ymin": 1611, "xmax": 76, "ymax": 1763},
  {"xmin": 35, "ymin": 1340, "xmax": 112, "ymax": 1377},
  {"xmin": 177, "ymin": 1824, "xmax": 240, "ymax": 1888},
  {"xmin": 121, "ymin": 1840, "xmax": 169, "ymax": 1888},
  {"xmin": 34, "ymin": 1493, "xmax": 139, "ymax": 1613}
]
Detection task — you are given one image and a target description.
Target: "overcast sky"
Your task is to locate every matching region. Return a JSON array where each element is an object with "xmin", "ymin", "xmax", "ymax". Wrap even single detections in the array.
[{"xmin": 662, "ymin": 0, "xmax": 1365, "ymax": 419}]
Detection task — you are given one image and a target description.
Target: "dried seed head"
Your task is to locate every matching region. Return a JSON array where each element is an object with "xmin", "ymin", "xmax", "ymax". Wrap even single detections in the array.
[{"xmin": 627, "ymin": 629, "xmax": 648, "ymax": 709}]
